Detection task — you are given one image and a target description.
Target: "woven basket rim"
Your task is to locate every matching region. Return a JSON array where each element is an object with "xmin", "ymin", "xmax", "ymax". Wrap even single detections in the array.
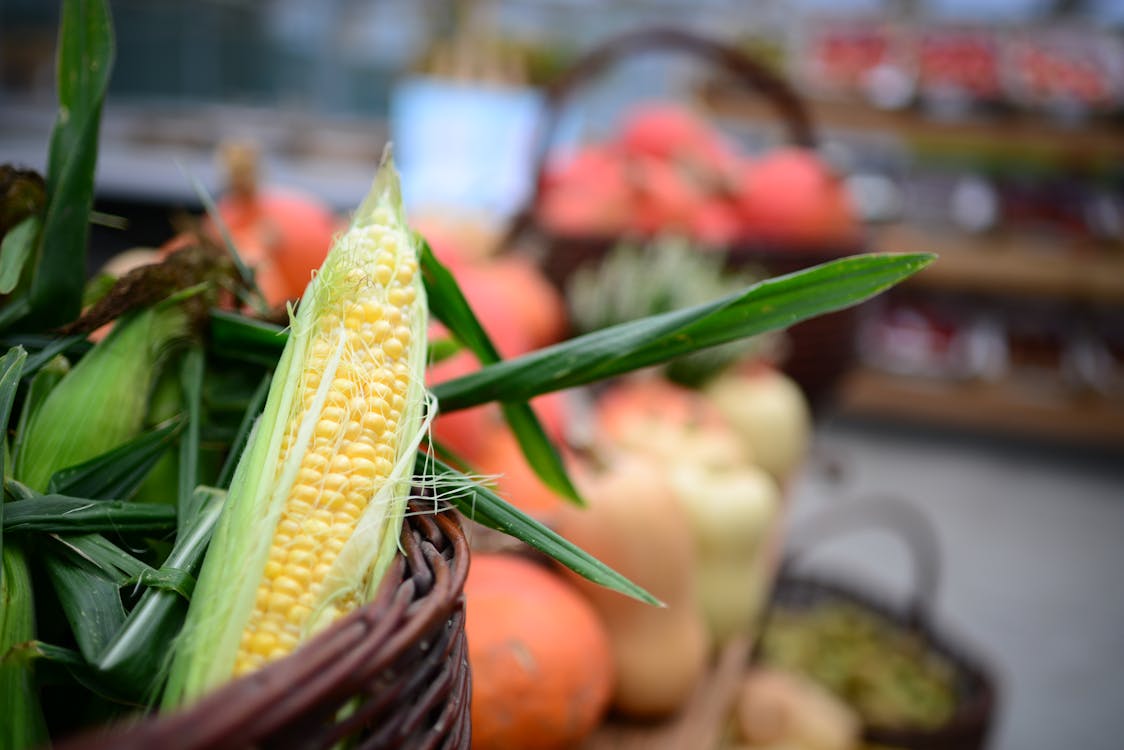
[{"xmin": 57, "ymin": 502, "xmax": 471, "ymax": 750}]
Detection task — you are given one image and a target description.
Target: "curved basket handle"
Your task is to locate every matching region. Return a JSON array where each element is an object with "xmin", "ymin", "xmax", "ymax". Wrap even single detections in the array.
[
  {"xmin": 778, "ymin": 496, "xmax": 941, "ymax": 628},
  {"xmin": 502, "ymin": 26, "xmax": 818, "ymax": 252}
]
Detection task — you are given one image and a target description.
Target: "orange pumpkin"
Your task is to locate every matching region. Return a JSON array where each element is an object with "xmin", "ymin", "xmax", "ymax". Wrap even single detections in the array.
[
  {"xmin": 466, "ymin": 553, "xmax": 614, "ymax": 750},
  {"xmin": 206, "ymin": 141, "xmax": 338, "ymax": 305}
]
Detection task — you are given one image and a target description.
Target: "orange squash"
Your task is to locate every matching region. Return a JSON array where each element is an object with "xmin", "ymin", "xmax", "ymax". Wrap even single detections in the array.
[
  {"xmin": 466, "ymin": 553, "xmax": 614, "ymax": 750},
  {"xmin": 207, "ymin": 142, "xmax": 338, "ymax": 305}
]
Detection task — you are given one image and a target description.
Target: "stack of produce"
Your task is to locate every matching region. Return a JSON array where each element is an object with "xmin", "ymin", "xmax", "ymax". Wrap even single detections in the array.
[
  {"xmin": 536, "ymin": 104, "xmax": 859, "ymax": 250},
  {"xmin": 1, "ymin": 6, "xmax": 935, "ymax": 748}
]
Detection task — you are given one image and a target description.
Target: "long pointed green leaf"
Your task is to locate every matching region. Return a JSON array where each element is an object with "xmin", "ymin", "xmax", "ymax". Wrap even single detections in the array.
[
  {"xmin": 19, "ymin": 0, "xmax": 114, "ymax": 330},
  {"xmin": 208, "ymin": 310, "xmax": 287, "ymax": 367},
  {"xmin": 49, "ymin": 533, "xmax": 151, "ymax": 582},
  {"xmin": 420, "ymin": 241, "xmax": 581, "ymax": 504},
  {"xmin": 419, "ymin": 241, "xmax": 503, "ymax": 360},
  {"xmin": 39, "ymin": 531, "xmax": 157, "ymax": 680},
  {"xmin": 177, "ymin": 346, "xmax": 205, "ymax": 528},
  {"xmin": 46, "ymin": 416, "xmax": 185, "ymax": 500},
  {"xmin": 434, "ymin": 253, "xmax": 935, "ymax": 411},
  {"xmin": 94, "ymin": 488, "xmax": 223, "ymax": 701},
  {"xmin": 0, "ymin": 348, "xmax": 38, "ymax": 749},
  {"xmin": 0, "ymin": 346, "xmax": 28, "ymax": 564},
  {"xmin": 0, "ymin": 347, "xmax": 28, "ymax": 441},
  {"xmin": 21, "ymin": 333, "xmax": 85, "ymax": 379},
  {"xmin": 43, "ymin": 534, "xmax": 129, "ymax": 665},
  {"xmin": 0, "ymin": 334, "xmax": 90, "ymax": 368},
  {"xmin": 26, "ymin": 641, "xmax": 85, "ymax": 669},
  {"xmin": 4, "ymin": 496, "xmax": 177, "ymax": 535},
  {"xmin": 0, "ymin": 215, "xmax": 40, "ymax": 295},
  {"xmin": 420, "ymin": 454, "xmax": 658, "ymax": 606}
]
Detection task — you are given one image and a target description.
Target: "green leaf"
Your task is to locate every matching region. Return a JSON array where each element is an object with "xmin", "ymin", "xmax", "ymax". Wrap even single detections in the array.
[
  {"xmin": 26, "ymin": 641, "xmax": 85, "ymax": 669},
  {"xmin": 43, "ymin": 534, "xmax": 130, "ymax": 665},
  {"xmin": 19, "ymin": 0, "xmax": 115, "ymax": 330},
  {"xmin": 94, "ymin": 487, "xmax": 223, "ymax": 701},
  {"xmin": 177, "ymin": 345, "xmax": 205, "ymax": 528},
  {"xmin": 15, "ymin": 305, "xmax": 189, "ymax": 494},
  {"xmin": 419, "ymin": 454, "xmax": 658, "ymax": 606},
  {"xmin": 11, "ymin": 357, "xmax": 69, "ymax": 505},
  {"xmin": 433, "ymin": 253, "xmax": 936, "ymax": 411},
  {"xmin": 420, "ymin": 241, "xmax": 504, "ymax": 361},
  {"xmin": 0, "ymin": 346, "xmax": 28, "ymax": 564},
  {"xmin": 46, "ymin": 416, "xmax": 185, "ymax": 501},
  {"xmin": 208, "ymin": 309, "xmax": 287, "ymax": 366},
  {"xmin": 0, "ymin": 347, "xmax": 28, "ymax": 440},
  {"xmin": 0, "ymin": 215, "xmax": 40, "ymax": 295},
  {"xmin": 0, "ymin": 334, "xmax": 90, "ymax": 367},
  {"xmin": 128, "ymin": 566, "xmax": 196, "ymax": 600},
  {"xmin": 1, "ymin": 546, "xmax": 48, "ymax": 749},
  {"xmin": 49, "ymin": 532, "xmax": 151, "ymax": 582},
  {"xmin": 420, "ymin": 241, "xmax": 581, "ymax": 505},
  {"xmin": 0, "ymin": 298, "xmax": 31, "ymax": 332},
  {"xmin": 21, "ymin": 334, "xmax": 84, "ymax": 380},
  {"xmin": 3, "ymin": 496, "xmax": 177, "ymax": 535},
  {"xmin": 216, "ymin": 373, "xmax": 270, "ymax": 490}
]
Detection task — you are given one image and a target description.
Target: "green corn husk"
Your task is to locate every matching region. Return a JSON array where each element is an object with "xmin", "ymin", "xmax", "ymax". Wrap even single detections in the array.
[
  {"xmin": 164, "ymin": 152, "xmax": 431, "ymax": 706},
  {"xmin": 15, "ymin": 303, "xmax": 188, "ymax": 493},
  {"xmin": 1, "ymin": 303, "xmax": 188, "ymax": 745},
  {"xmin": 0, "ymin": 546, "xmax": 48, "ymax": 750},
  {"xmin": 0, "ymin": 346, "xmax": 42, "ymax": 750}
]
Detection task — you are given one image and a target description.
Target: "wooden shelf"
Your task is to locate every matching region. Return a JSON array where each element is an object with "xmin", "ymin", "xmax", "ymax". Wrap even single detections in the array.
[
  {"xmin": 698, "ymin": 84, "xmax": 1124, "ymax": 163},
  {"xmin": 837, "ymin": 368, "xmax": 1124, "ymax": 447},
  {"xmin": 875, "ymin": 225, "xmax": 1124, "ymax": 305}
]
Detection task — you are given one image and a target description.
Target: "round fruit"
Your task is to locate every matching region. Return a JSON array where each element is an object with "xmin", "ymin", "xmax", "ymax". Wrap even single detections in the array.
[
  {"xmin": 466, "ymin": 554, "xmax": 614, "ymax": 750},
  {"xmin": 703, "ymin": 365, "xmax": 812, "ymax": 484},
  {"xmin": 738, "ymin": 148, "xmax": 858, "ymax": 247}
]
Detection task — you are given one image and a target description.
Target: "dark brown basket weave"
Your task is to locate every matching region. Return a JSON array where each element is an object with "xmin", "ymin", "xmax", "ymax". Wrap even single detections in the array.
[
  {"xmin": 757, "ymin": 498, "xmax": 998, "ymax": 750},
  {"xmin": 499, "ymin": 27, "xmax": 865, "ymax": 411},
  {"xmin": 59, "ymin": 502, "xmax": 472, "ymax": 750}
]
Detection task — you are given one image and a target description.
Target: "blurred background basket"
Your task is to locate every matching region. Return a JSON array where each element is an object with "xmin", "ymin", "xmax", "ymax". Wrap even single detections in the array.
[
  {"xmin": 59, "ymin": 501, "xmax": 472, "ymax": 750},
  {"xmin": 500, "ymin": 27, "xmax": 867, "ymax": 411},
  {"xmin": 756, "ymin": 498, "xmax": 998, "ymax": 750}
]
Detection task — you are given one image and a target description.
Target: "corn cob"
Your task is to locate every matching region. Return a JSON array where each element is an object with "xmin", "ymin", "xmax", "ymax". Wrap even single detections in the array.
[{"xmin": 164, "ymin": 153, "xmax": 430, "ymax": 704}]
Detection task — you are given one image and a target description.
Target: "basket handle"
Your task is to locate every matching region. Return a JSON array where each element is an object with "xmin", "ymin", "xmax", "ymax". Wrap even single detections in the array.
[
  {"xmin": 778, "ymin": 496, "xmax": 942, "ymax": 629},
  {"xmin": 501, "ymin": 26, "xmax": 818, "ymax": 251}
]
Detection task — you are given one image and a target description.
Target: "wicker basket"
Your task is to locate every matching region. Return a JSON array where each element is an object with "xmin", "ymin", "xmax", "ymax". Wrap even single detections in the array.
[
  {"xmin": 59, "ymin": 501, "xmax": 472, "ymax": 750},
  {"xmin": 499, "ymin": 27, "xmax": 864, "ymax": 411},
  {"xmin": 758, "ymin": 498, "xmax": 998, "ymax": 750}
]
